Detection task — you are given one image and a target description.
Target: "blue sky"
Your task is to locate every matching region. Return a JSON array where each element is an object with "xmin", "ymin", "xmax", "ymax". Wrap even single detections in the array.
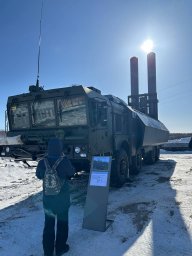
[{"xmin": 0, "ymin": 0, "xmax": 192, "ymax": 132}]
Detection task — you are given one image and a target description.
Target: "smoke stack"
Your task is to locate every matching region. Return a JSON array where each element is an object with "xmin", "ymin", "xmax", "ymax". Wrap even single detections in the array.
[
  {"xmin": 147, "ymin": 52, "xmax": 158, "ymax": 119},
  {"xmin": 130, "ymin": 57, "xmax": 139, "ymax": 109},
  {"xmin": 147, "ymin": 52, "xmax": 156, "ymax": 94},
  {"xmin": 130, "ymin": 57, "xmax": 139, "ymax": 95}
]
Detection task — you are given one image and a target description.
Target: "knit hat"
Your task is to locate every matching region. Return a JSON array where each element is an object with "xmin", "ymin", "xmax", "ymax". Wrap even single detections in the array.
[{"xmin": 47, "ymin": 138, "xmax": 63, "ymax": 157}]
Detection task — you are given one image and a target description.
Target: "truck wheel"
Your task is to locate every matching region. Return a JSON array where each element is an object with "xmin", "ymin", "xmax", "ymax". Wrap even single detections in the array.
[
  {"xmin": 111, "ymin": 149, "xmax": 129, "ymax": 187},
  {"xmin": 131, "ymin": 150, "xmax": 142, "ymax": 175},
  {"xmin": 144, "ymin": 148, "xmax": 156, "ymax": 165}
]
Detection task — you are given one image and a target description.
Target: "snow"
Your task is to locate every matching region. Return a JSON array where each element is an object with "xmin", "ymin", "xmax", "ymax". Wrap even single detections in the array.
[
  {"xmin": 0, "ymin": 135, "xmax": 23, "ymax": 145},
  {"xmin": 0, "ymin": 152, "xmax": 192, "ymax": 256}
]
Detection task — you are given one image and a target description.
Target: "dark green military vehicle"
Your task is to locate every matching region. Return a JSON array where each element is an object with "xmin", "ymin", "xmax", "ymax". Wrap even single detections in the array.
[{"xmin": 1, "ymin": 53, "xmax": 169, "ymax": 186}]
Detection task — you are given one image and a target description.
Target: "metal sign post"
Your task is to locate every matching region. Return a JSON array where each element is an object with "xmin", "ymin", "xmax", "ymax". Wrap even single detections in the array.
[{"xmin": 82, "ymin": 156, "xmax": 113, "ymax": 232}]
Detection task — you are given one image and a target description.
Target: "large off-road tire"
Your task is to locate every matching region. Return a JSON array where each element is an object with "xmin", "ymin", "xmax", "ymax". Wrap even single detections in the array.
[
  {"xmin": 130, "ymin": 150, "xmax": 142, "ymax": 175},
  {"xmin": 111, "ymin": 149, "xmax": 129, "ymax": 187},
  {"xmin": 144, "ymin": 148, "xmax": 156, "ymax": 165}
]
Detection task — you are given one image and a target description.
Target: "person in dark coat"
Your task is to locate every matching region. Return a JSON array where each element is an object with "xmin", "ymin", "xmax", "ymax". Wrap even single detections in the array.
[{"xmin": 36, "ymin": 138, "xmax": 75, "ymax": 256}]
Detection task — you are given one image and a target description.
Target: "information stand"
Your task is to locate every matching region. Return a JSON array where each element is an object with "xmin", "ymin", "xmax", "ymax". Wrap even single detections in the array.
[{"xmin": 82, "ymin": 156, "xmax": 113, "ymax": 232}]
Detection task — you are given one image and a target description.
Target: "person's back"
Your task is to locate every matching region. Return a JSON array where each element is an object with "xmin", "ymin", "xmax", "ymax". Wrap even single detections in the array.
[{"xmin": 36, "ymin": 138, "xmax": 75, "ymax": 256}]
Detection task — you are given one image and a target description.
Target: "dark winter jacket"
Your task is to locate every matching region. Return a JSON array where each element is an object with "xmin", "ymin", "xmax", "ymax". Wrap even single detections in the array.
[{"xmin": 36, "ymin": 138, "xmax": 75, "ymax": 213}]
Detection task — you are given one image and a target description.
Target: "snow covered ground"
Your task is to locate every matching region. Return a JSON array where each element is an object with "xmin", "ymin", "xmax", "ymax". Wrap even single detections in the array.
[{"xmin": 0, "ymin": 152, "xmax": 192, "ymax": 256}]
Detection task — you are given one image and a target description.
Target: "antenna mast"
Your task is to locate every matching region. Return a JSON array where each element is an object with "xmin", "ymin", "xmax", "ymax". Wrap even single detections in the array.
[{"xmin": 36, "ymin": 0, "xmax": 44, "ymax": 88}]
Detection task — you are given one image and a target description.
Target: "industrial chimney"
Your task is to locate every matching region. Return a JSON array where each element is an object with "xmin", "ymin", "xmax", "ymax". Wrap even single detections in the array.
[
  {"xmin": 130, "ymin": 57, "xmax": 139, "ymax": 109},
  {"xmin": 147, "ymin": 52, "xmax": 158, "ymax": 119}
]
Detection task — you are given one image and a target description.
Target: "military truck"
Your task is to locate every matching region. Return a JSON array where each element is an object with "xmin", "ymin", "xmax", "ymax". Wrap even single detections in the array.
[{"xmin": 1, "ymin": 52, "xmax": 169, "ymax": 186}]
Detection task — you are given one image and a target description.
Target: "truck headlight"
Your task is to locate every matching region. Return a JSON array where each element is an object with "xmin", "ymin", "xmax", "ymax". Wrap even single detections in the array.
[
  {"xmin": 80, "ymin": 153, "xmax": 87, "ymax": 157},
  {"xmin": 75, "ymin": 146, "xmax": 81, "ymax": 154},
  {"xmin": 6, "ymin": 146, "xmax": 10, "ymax": 153}
]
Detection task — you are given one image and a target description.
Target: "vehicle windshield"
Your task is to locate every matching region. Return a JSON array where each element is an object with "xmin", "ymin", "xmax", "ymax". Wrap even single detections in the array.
[
  {"xmin": 57, "ymin": 96, "xmax": 87, "ymax": 126},
  {"xmin": 31, "ymin": 100, "xmax": 56, "ymax": 127},
  {"xmin": 10, "ymin": 96, "xmax": 87, "ymax": 129},
  {"xmin": 10, "ymin": 103, "xmax": 30, "ymax": 129}
]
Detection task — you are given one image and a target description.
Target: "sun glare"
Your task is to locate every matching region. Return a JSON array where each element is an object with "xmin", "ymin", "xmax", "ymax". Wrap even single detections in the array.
[{"xmin": 141, "ymin": 39, "xmax": 154, "ymax": 53}]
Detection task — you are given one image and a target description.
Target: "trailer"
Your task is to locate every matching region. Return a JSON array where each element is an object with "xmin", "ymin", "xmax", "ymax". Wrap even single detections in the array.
[
  {"xmin": 1, "ymin": 52, "xmax": 169, "ymax": 186},
  {"xmin": 161, "ymin": 137, "xmax": 192, "ymax": 151}
]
